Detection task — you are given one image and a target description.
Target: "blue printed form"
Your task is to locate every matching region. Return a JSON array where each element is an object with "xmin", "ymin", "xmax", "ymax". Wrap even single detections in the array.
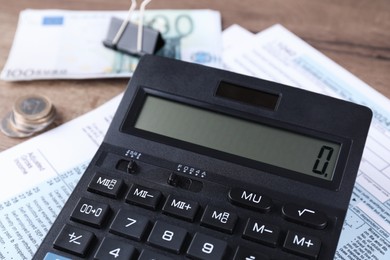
[{"xmin": 42, "ymin": 16, "xmax": 64, "ymax": 25}]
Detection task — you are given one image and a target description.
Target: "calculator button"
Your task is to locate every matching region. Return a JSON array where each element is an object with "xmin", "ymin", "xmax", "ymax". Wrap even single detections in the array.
[
  {"xmin": 87, "ymin": 172, "xmax": 124, "ymax": 198},
  {"xmin": 233, "ymin": 246, "xmax": 270, "ymax": 260},
  {"xmin": 126, "ymin": 184, "xmax": 162, "ymax": 210},
  {"xmin": 162, "ymin": 194, "xmax": 200, "ymax": 222},
  {"xmin": 94, "ymin": 237, "xmax": 137, "ymax": 260},
  {"xmin": 70, "ymin": 198, "xmax": 110, "ymax": 228},
  {"xmin": 138, "ymin": 250, "xmax": 172, "ymax": 260},
  {"xmin": 282, "ymin": 204, "xmax": 327, "ymax": 229},
  {"xmin": 186, "ymin": 232, "xmax": 228, "ymax": 260},
  {"xmin": 242, "ymin": 218, "xmax": 280, "ymax": 247},
  {"xmin": 109, "ymin": 209, "xmax": 149, "ymax": 241},
  {"xmin": 147, "ymin": 221, "xmax": 188, "ymax": 254},
  {"xmin": 200, "ymin": 205, "xmax": 238, "ymax": 234},
  {"xmin": 228, "ymin": 188, "xmax": 272, "ymax": 213},
  {"xmin": 283, "ymin": 230, "xmax": 321, "ymax": 260},
  {"xmin": 43, "ymin": 252, "xmax": 72, "ymax": 260},
  {"xmin": 53, "ymin": 224, "xmax": 95, "ymax": 257}
]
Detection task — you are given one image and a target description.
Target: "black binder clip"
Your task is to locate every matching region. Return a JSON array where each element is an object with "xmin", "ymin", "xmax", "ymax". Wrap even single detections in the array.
[{"xmin": 103, "ymin": 0, "xmax": 164, "ymax": 56}]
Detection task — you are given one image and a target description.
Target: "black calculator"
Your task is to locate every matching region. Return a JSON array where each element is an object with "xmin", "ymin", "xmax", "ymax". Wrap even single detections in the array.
[{"xmin": 33, "ymin": 55, "xmax": 372, "ymax": 260}]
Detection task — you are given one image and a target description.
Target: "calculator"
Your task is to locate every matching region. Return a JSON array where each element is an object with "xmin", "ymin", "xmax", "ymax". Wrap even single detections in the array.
[{"xmin": 33, "ymin": 55, "xmax": 372, "ymax": 260}]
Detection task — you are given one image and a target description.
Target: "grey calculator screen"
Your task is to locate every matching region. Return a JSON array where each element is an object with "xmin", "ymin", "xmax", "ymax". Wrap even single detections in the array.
[{"xmin": 134, "ymin": 95, "xmax": 341, "ymax": 181}]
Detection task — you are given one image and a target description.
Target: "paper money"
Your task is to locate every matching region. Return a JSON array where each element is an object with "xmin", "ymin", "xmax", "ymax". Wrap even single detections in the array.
[{"xmin": 1, "ymin": 9, "xmax": 222, "ymax": 81}]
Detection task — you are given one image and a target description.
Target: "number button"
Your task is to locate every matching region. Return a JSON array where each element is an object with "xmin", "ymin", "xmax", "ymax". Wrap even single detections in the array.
[
  {"xmin": 186, "ymin": 232, "xmax": 228, "ymax": 260},
  {"xmin": 70, "ymin": 198, "xmax": 110, "ymax": 228},
  {"xmin": 138, "ymin": 250, "xmax": 172, "ymax": 260},
  {"xmin": 109, "ymin": 209, "xmax": 149, "ymax": 241},
  {"xmin": 94, "ymin": 237, "xmax": 137, "ymax": 260},
  {"xmin": 147, "ymin": 221, "xmax": 188, "ymax": 254}
]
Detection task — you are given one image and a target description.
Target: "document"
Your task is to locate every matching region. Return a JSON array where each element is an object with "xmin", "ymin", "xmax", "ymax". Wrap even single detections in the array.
[
  {"xmin": 1, "ymin": 9, "xmax": 222, "ymax": 81},
  {"xmin": 0, "ymin": 94, "xmax": 122, "ymax": 259},
  {"xmin": 223, "ymin": 24, "xmax": 390, "ymax": 260}
]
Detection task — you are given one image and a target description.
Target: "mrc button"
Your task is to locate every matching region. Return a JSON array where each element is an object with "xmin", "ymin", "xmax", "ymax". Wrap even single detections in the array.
[
  {"xmin": 228, "ymin": 188, "xmax": 272, "ymax": 213},
  {"xmin": 282, "ymin": 204, "xmax": 327, "ymax": 229}
]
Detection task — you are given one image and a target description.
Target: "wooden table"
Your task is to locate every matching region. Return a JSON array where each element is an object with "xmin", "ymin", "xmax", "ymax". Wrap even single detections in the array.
[{"xmin": 0, "ymin": 0, "xmax": 389, "ymax": 152}]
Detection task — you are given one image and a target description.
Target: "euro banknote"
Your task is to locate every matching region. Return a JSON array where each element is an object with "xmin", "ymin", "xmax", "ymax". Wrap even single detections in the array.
[{"xmin": 1, "ymin": 9, "xmax": 222, "ymax": 81}]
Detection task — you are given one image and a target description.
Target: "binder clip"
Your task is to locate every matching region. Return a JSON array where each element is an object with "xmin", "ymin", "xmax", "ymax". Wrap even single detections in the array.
[{"xmin": 103, "ymin": 0, "xmax": 165, "ymax": 56}]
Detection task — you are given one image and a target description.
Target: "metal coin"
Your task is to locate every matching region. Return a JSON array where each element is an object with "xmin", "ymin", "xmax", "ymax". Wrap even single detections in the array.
[
  {"xmin": 13, "ymin": 95, "xmax": 52, "ymax": 121},
  {"xmin": 0, "ymin": 112, "xmax": 34, "ymax": 138}
]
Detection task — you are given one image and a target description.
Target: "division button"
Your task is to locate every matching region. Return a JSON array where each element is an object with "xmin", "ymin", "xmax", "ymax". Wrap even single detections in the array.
[
  {"xmin": 70, "ymin": 198, "xmax": 110, "ymax": 228},
  {"xmin": 94, "ymin": 237, "xmax": 137, "ymax": 260},
  {"xmin": 109, "ymin": 209, "xmax": 149, "ymax": 241},
  {"xmin": 53, "ymin": 224, "xmax": 95, "ymax": 257},
  {"xmin": 162, "ymin": 194, "xmax": 200, "ymax": 222},
  {"xmin": 233, "ymin": 246, "xmax": 270, "ymax": 260},
  {"xmin": 87, "ymin": 172, "xmax": 124, "ymax": 198},
  {"xmin": 283, "ymin": 230, "xmax": 321, "ymax": 260},
  {"xmin": 126, "ymin": 184, "xmax": 162, "ymax": 210},
  {"xmin": 200, "ymin": 205, "xmax": 238, "ymax": 234},
  {"xmin": 242, "ymin": 218, "xmax": 280, "ymax": 247},
  {"xmin": 228, "ymin": 188, "xmax": 272, "ymax": 213},
  {"xmin": 147, "ymin": 221, "xmax": 188, "ymax": 254},
  {"xmin": 186, "ymin": 232, "xmax": 228, "ymax": 260},
  {"xmin": 282, "ymin": 204, "xmax": 327, "ymax": 229}
]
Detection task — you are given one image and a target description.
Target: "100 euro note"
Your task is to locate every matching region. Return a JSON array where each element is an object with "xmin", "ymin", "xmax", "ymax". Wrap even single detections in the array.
[{"xmin": 1, "ymin": 9, "xmax": 222, "ymax": 81}]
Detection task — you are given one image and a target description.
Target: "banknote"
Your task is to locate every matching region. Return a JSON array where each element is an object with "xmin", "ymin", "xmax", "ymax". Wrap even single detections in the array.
[{"xmin": 1, "ymin": 9, "xmax": 222, "ymax": 81}]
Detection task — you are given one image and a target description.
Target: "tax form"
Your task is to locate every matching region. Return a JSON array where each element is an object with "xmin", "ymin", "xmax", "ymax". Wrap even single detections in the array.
[
  {"xmin": 223, "ymin": 24, "xmax": 390, "ymax": 259},
  {"xmin": 0, "ymin": 95, "xmax": 122, "ymax": 259}
]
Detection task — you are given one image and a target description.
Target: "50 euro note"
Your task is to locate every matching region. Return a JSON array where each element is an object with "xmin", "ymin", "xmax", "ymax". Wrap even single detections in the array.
[{"xmin": 1, "ymin": 9, "xmax": 222, "ymax": 81}]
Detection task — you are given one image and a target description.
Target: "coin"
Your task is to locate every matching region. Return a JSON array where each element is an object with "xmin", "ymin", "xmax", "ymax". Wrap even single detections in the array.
[
  {"xmin": 0, "ymin": 94, "xmax": 57, "ymax": 138},
  {"xmin": 0, "ymin": 112, "xmax": 34, "ymax": 138},
  {"xmin": 13, "ymin": 95, "xmax": 52, "ymax": 121}
]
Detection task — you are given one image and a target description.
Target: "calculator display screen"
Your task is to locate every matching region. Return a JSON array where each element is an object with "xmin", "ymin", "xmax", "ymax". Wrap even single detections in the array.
[{"xmin": 134, "ymin": 95, "xmax": 341, "ymax": 181}]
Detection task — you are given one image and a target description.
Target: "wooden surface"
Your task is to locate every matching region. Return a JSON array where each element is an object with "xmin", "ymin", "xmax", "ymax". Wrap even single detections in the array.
[{"xmin": 0, "ymin": 0, "xmax": 389, "ymax": 152}]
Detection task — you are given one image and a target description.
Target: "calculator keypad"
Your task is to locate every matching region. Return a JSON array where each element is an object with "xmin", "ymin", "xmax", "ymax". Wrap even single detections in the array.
[{"xmin": 49, "ymin": 159, "xmax": 330, "ymax": 260}]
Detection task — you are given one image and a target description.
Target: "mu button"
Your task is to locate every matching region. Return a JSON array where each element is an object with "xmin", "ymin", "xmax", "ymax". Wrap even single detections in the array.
[
  {"xmin": 228, "ymin": 188, "xmax": 272, "ymax": 213},
  {"xmin": 282, "ymin": 204, "xmax": 327, "ymax": 229}
]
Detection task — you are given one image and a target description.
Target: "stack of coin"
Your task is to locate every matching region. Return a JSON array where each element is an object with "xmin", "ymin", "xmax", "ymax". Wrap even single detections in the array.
[{"xmin": 1, "ymin": 94, "xmax": 56, "ymax": 138}]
